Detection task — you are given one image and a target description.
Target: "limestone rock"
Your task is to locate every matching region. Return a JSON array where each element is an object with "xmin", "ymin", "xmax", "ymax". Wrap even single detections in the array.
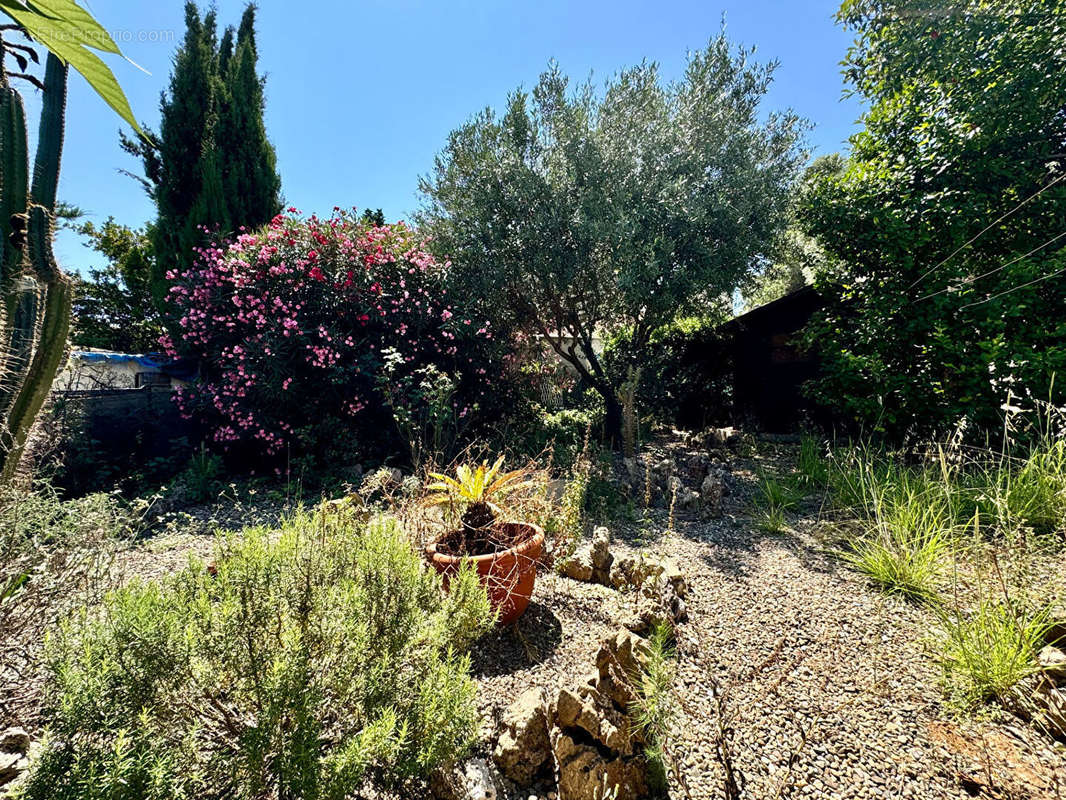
[
  {"xmin": 658, "ymin": 558, "xmax": 688, "ymax": 600},
  {"xmin": 1032, "ymin": 680, "xmax": 1066, "ymax": 739},
  {"xmin": 1039, "ymin": 645, "xmax": 1066, "ymax": 682},
  {"xmin": 677, "ymin": 487, "xmax": 700, "ymax": 511},
  {"xmin": 551, "ymin": 729, "xmax": 648, "ymax": 800},
  {"xmin": 608, "ymin": 554, "xmax": 660, "ymax": 591},
  {"xmin": 430, "ymin": 757, "xmax": 502, "ymax": 800},
  {"xmin": 559, "ymin": 545, "xmax": 595, "ymax": 582},
  {"xmin": 493, "ymin": 688, "xmax": 551, "ymax": 785},
  {"xmin": 700, "ymin": 470, "xmax": 725, "ymax": 513},
  {"xmin": 0, "ymin": 728, "xmax": 30, "ymax": 787},
  {"xmin": 624, "ymin": 575, "xmax": 688, "ymax": 635},
  {"xmin": 590, "ymin": 527, "xmax": 613, "ymax": 582},
  {"xmin": 0, "ymin": 729, "xmax": 29, "ymax": 755}
]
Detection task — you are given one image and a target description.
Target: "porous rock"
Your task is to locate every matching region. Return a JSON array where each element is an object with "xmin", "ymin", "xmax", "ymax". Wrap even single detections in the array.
[
  {"xmin": 550, "ymin": 728, "xmax": 648, "ymax": 800},
  {"xmin": 430, "ymin": 757, "xmax": 502, "ymax": 800},
  {"xmin": 548, "ymin": 630, "xmax": 654, "ymax": 799},
  {"xmin": 590, "ymin": 527, "xmax": 613, "ymax": 583},
  {"xmin": 1039, "ymin": 645, "xmax": 1066, "ymax": 682},
  {"xmin": 701, "ymin": 470, "xmax": 725, "ymax": 513},
  {"xmin": 624, "ymin": 574, "xmax": 688, "ymax": 635},
  {"xmin": 493, "ymin": 687, "xmax": 551, "ymax": 785},
  {"xmin": 0, "ymin": 728, "xmax": 30, "ymax": 787}
]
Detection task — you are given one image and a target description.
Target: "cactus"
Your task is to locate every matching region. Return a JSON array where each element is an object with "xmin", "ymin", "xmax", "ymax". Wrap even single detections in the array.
[{"xmin": 0, "ymin": 51, "xmax": 73, "ymax": 482}]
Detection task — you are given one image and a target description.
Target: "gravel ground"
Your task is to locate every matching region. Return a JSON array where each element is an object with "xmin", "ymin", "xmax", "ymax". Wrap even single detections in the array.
[{"xmin": 467, "ymin": 451, "xmax": 1066, "ymax": 800}]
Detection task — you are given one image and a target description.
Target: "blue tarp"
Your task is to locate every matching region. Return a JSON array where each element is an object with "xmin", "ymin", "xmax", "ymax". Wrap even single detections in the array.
[{"xmin": 73, "ymin": 351, "xmax": 199, "ymax": 382}]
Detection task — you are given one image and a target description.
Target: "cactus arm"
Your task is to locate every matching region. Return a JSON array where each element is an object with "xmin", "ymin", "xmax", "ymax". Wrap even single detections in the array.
[
  {"xmin": 30, "ymin": 53, "xmax": 66, "ymax": 212},
  {"xmin": 0, "ymin": 277, "xmax": 70, "ymax": 481},
  {"xmin": 0, "ymin": 79, "xmax": 29, "ymax": 416},
  {"xmin": 0, "ymin": 51, "xmax": 72, "ymax": 481},
  {"xmin": 0, "ymin": 84, "xmax": 28, "ymax": 286}
]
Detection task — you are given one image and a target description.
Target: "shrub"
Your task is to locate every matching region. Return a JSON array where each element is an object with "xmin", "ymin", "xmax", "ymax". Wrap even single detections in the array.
[
  {"xmin": 799, "ymin": 1, "xmax": 1066, "ymax": 440},
  {"xmin": 164, "ymin": 209, "xmax": 511, "ymax": 468},
  {"xmin": 602, "ymin": 316, "xmax": 732, "ymax": 430},
  {"xmin": 176, "ymin": 445, "xmax": 223, "ymax": 504},
  {"xmin": 0, "ymin": 486, "xmax": 139, "ymax": 729},
  {"xmin": 522, "ymin": 406, "xmax": 597, "ymax": 472},
  {"xmin": 935, "ymin": 596, "xmax": 1053, "ymax": 708},
  {"xmin": 629, "ymin": 623, "xmax": 677, "ymax": 793},
  {"xmin": 22, "ymin": 509, "xmax": 493, "ymax": 799}
]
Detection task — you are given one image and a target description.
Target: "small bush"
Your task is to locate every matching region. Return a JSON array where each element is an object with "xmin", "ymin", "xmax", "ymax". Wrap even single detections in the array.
[
  {"xmin": 522, "ymin": 406, "xmax": 597, "ymax": 472},
  {"xmin": 630, "ymin": 623, "xmax": 677, "ymax": 793},
  {"xmin": 935, "ymin": 596, "xmax": 1053, "ymax": 707},
  {"xmin": 176, "ymin": 446, "xmax": 223, "ymax": 505},
  {"xmin": 23, "ymin": 509, "xmax": 493, "ymax": 799},
  {"xmin": 0, "ymin": 486, "xmax": 139, "ymax": 730}
]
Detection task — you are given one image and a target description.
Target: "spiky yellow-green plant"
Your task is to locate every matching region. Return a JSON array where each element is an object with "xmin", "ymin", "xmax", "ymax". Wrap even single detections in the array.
[{"xmin": 426, "ymin": 456, "xmax": 530, "ymax": 534}]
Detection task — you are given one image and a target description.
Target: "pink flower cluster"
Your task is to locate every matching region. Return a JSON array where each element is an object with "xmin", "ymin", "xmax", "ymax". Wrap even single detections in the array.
[{"xmin": 166, "ymin": 208, "xmax": 492, "ymax": 457}]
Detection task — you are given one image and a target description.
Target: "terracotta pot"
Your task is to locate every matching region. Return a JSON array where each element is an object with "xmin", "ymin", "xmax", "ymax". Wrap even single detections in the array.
[{"xmin": 427, "ymin": 522, "xmax": 544, "ymax": 626}]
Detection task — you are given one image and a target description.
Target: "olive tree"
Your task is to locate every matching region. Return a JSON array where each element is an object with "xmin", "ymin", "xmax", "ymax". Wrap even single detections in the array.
[{"xmin": 418, "ymin": 35, "xmax": 806, "ymax": 440}]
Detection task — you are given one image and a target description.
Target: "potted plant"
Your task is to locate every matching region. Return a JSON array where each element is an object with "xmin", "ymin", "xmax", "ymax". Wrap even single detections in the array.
[{"xmin": 425, "ymin": 457, "xmax": 544, "ymax": 625}]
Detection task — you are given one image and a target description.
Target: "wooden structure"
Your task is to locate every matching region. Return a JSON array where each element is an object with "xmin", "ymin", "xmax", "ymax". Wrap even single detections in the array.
[{"xmin": 722, "ymin": 285, "xmax": 824, "ymax": 432}]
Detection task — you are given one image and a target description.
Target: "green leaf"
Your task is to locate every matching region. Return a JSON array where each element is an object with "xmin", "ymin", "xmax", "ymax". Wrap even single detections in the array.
[{"xmin": 0, "ymin": 0, "xmax": 141, "ymax": 133}]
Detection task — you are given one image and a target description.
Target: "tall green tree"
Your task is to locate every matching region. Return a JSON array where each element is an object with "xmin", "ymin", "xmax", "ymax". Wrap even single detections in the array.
[
  {"xmin": 217, "ymin": 5, "xmax": 281, "ymax": 234},
  {"xmin": 124, "ymin": 2, "xmax": 281, "ymax": 309},
  {"xmin": 742, "ymin": 155, "xmax": 843, "ymax": 311},
  {"xmin": 800, "ymin": 0, "xmax": 1066, "ymax": 439},
  {"xmin": 419, "ymin": 36, "xmax": 806, "ymax": 440},
  {"xmin": 71, "ymin": 220, "xmax": 164, "ymax": 353}
]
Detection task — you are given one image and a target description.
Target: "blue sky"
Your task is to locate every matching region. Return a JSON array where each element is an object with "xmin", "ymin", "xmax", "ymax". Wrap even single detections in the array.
[{"xmin": 49, "ymin": 0, "xmax": 863, "ymax": 274}]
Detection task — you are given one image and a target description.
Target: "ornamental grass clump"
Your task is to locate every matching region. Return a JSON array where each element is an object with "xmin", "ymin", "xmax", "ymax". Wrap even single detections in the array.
[
  {"xmin": 935, "ymin": 593, "xmax": 1054, "ymax": 708},
  {"xmin": 21, "ymin": 508, "xmax": 493, "ymax": 800}
]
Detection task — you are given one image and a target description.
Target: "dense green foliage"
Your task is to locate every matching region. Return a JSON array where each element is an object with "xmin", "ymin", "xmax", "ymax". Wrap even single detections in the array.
[
  {"xmin": 124, "ymin": 2, "xmax": 281, "ymax": 310},
  {"xmin": 0, "ymin": 485, "xmax": 138, "ymax": 727},
  {"xmin": 419, "ymin": 35, "xmax": 806, "ymax": 440},
  {"xmin": 801, "ymin": 0, "xmax": 1066, "ymax": 439},
  {"xmin": 22, "ymin": 509, "xmax": 493, "ymax": 799},
  {"xmin": 603, "ymin": 316, "xmax": 733, "ymax": 430},
  {"xmin": 71, "ymin": 220, "xmax": 164, "ymax": 353}
]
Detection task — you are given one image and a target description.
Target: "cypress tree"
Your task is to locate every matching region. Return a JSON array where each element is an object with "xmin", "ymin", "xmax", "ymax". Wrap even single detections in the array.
[
  {"xmin": 218, "ymin": 5, "xmax": 282, "ymax": 233},
  {"xmin": 124, "ymin": 2, "xmax": 281, "ymax": 312}
]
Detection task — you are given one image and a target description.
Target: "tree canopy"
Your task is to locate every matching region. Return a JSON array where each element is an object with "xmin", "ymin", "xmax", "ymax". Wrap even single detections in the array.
[
  {"xmin": 800, "ymin": 0, "xmax": 1066, "ymax": 438},
  {"xmin": 419, "ymin": 34, "xmax": 806, "ymax": 436},
  {"xmin": 71, "ymin": 220, "xmax": 164, "ymax": 353}
]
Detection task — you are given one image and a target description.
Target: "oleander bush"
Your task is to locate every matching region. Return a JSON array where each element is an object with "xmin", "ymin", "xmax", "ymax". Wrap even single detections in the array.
[
  {"xmin": 21, "ymin": 508, "xmax": 494, "ymax": 800},
  {"xmin": 164, "ymin": 209, "xmax": 516, "ymax": 470}
]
